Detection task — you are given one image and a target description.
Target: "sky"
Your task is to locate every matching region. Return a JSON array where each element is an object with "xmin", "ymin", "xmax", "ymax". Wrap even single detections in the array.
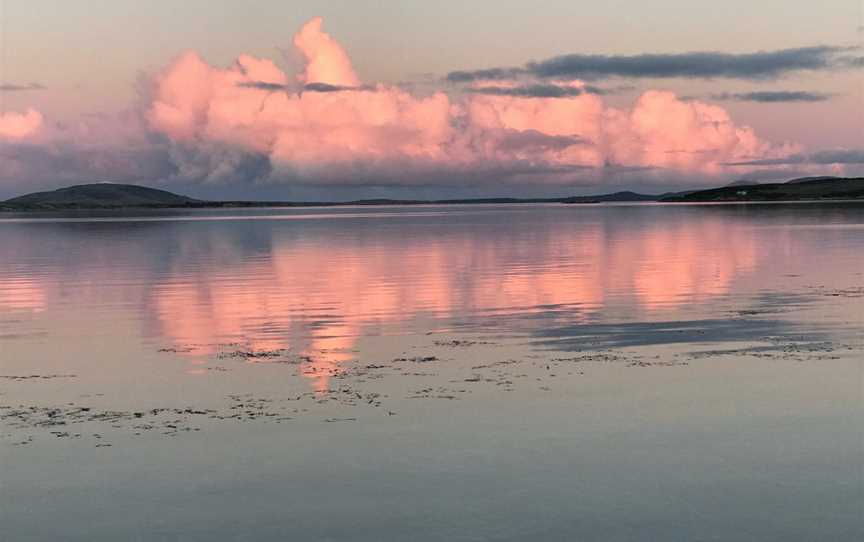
[{"xmin": 0, "ymin": 0, "xmax": 862, "ymax": 199}]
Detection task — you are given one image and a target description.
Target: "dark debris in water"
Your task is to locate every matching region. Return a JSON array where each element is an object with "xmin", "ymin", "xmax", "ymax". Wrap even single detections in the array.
[
  {"xmin": 432, "ymin": 339, "xmax": 494, "ymax": 347},
  {"xmin": 5, "ymin": 320, "xmax": 858, "ymax": 449},
  {"xmin": 808, "ymin": 286, "xmax": 864, "ymax": 298},
  {"xmin": 687, "ymin": 338, "xmax": 857, "ymax": 362},
  {"xmin": 394, "ymin": 356, "xmax": 439, "ymax": 363},
  {"xmin": 217, "ymin": 348, "xmax": 291, "ymax": 360},
  {"xmin": 627, "ymin": 360, "xmax": 688, "ymax": 368},
  {"xmin": 0, "ymin": 374, "xmax": 77, "ymax": 381}
]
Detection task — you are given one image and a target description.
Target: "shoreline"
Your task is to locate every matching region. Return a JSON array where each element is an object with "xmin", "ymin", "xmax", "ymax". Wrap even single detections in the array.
[{"xmin": 3, "ymin": 197, "xmax": 864, "ymax": 214}]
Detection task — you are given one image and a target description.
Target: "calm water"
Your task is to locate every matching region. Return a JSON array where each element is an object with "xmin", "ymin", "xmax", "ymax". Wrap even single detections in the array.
[{"xmin": 1, "ymin": 203, "xmax": 862, "ymax": 541}]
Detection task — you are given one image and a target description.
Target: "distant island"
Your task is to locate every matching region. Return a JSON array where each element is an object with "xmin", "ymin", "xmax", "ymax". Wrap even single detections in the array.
[
  {"xmin": 2, "ymin": 183, "xmax": 203, "ymax": 209},
  {"xmin": 2, "ymin": 176, "xmax": 863, "ymax": 211},
  {"xmin": 659, "ymin": 176, "xmax": 864, "ymax": 202}
]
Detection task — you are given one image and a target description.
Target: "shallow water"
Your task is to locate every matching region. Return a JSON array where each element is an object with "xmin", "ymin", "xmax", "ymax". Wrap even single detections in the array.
[{"xmin": 1, "ymin": 203, "xmax": 862, "ymax": 541}]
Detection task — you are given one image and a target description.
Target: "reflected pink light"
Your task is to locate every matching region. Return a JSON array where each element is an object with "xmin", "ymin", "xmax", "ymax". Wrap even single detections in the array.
[
  {"xmin": 0, "ymin": 277, "xmax": 47, "ymax": 312},
  {"xmin": 151, "ymin": 219, "xmax": 761, "ymax": 390}
]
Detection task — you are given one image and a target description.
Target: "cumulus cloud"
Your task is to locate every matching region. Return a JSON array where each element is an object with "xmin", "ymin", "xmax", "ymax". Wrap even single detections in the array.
[
  {"xmin": 138, "ymin": 17, "xmax": 800, "ymax": 189},
  {"xmin": 0, "ymin": 17, "xmax": 817, "ymax": 196},
  {"xmin": 0, "ymin": 108, "xmax": 178, "ymax": 194},
  {"xmin": 448, "ymin": 46, "xmax": 854, "ymax": 82},
  {"xmin": 293, "ymin": 16, "xmax": 359, "ymax": 86},
  {"xmin": 711, "ymin": 91, "xmax": 830, "ymax": 102},
  {"xmin": 145, "ymin": 30, "xmax": 456, "ymax": 185}
]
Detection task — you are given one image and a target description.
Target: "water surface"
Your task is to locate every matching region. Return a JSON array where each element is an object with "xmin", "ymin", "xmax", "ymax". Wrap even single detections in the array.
[{"xmin": 1, "ymin": 203, "xmax": 862, "ymax": 541}]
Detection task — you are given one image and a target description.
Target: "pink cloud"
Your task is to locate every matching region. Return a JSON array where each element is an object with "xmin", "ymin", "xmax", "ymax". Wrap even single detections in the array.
[
  {"xmin": 1, "ymin": 17, "xmax": 824, "ymax": 193},
  {"xmin": 146, "ymin": 19, "xmax": 456, "ymax": 184},
  {"xmin": 606, "ymin": 91, "xmax": 801, "ymax": 173},
  {"xmin": 142, "ymin": 17, "xmax": 800, "ymax": 188},
  {"xmin": 293, "ymin": 16, "xmax": 359, "ymax": 87},
  {"xmin": 0, "ymin": 108, "xmax": 43, "ymax": 140}
]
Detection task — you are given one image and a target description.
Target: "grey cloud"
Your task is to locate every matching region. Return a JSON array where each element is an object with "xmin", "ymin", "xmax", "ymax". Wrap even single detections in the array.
[
  {"xmin": 238, "ymin": 81, "xmax": 288, "ymax": 91},
  {"xmin": 0, "ymin": 82, "xmax": 45, "ymax": 92},
  {"xmin": 448, "ymin": 46, "xmax": 853, "ymax": 82},
  {"xmin": 529, "ymin": 47, "xmax": 847, "ymax": 79},
  {"xmin": 838, "ymin": 56, "xmax": 864, "ymax": 67},
  {"xmin": 0, "ymin": 141, "xmax": 176, "ymax": 185},
  {"xmin": 724, "ymin": 149, "xmax": 864, "ymax": 166},
  {"xmin": 601, "ymin": 163, "xmax": 658, "ymax": 174},
  {"xmin": 494, "ymin": 129, "xmax": 590, "ymax": 152},
  {"xmin": 466, "ymin": 84, "xmax": 605, "ymax": 98},
  {"xmin": 710, "ymin": 90, "xmax": 831, "ymax": 102},
  {"xmin": 303, "ymin": 82, "xmax": 374, "ymax": 93},
  {"xmin": 163, "ymin": 142, "xmax": 272, "ymax": 184},
  {"xmin": 446, "ymin": 67, "xmax": 526, "ymax": 83},
  {"xmin": 238, "ymin": 81, "xmax": 374, "ymax": 93}
]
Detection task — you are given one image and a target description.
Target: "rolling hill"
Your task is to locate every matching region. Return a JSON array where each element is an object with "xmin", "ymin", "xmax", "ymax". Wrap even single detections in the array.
[
  {"xmin": 660, "ymin": 177, "xmax": 864, "ymax": 202},
  {"xmin": 3, "ymin": 177, "xmax": 864, "ymax": 211},
  {"xmin": 1, "ymin": 183, "xmax": 203, "ymax": 209},
  {"xmin": 0, "ymin": 183, "xmax": 659, "ymax": 210}
]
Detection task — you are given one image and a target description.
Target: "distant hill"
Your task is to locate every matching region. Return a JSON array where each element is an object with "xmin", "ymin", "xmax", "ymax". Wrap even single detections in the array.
[
  {"xmin": 661, "ymin": 177, "xmax": 864, "ymax": 202},
  {"xmin": 726, "ymin": 179, "xmax": 760, "ymax": 187},
  {"xmin": 784, "ymin": 175, "xmax": 841, "ymax": 184},
  {"xmin": 2, "ymin": 183, "xmax": 202, "ymax": 209},
  {"xmin": 0, "ymin": 184, "xmax": 660, "ymax": 210},
  {"xmin": 561, "ymin": 191, "xmax": 658, "ymax": 204},
  {"xmin": 3, "ymin": 177, "xmax": 864, "ymax": 211}
]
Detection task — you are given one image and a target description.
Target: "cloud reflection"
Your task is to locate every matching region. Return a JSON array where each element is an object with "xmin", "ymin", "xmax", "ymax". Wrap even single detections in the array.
[
  {"xmin": 146, "ymin": 208, "xmax": 764, "ymax": 389},
  {"xmin": 0, "ymin": 277, "xmax": 46, "ymax": 313},
  {"xmin": 7, "ymin": 204, "xmax": 852, "ymax": 391}
]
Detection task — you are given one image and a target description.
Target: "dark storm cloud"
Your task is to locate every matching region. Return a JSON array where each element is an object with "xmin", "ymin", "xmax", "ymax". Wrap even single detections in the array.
[
  {"xmin": 447, "ymin": 46, "xmax": 853, "ymax": 82},
  {"xmin": 466, "ymin": 83, "xmax": 606, "ymax": 98},
  {"xmin": 724, "ymin": 149, "xmax": 864, "ymax": 166},
  {"xmin": 0, "ymin": 83, "xmax": 45, "ymax": 91},
  {"xmin": 710, "ymin": 90, "xmax": 831, "ymax": 102}
]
